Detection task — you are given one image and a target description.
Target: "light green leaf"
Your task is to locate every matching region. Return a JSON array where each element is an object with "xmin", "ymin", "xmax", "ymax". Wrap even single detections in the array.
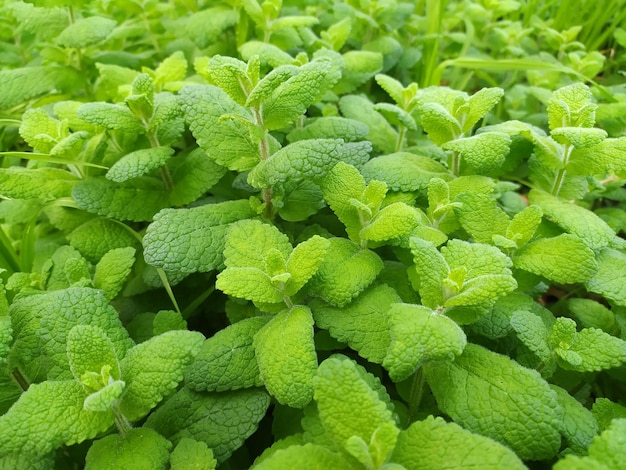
[
  {"xmin": 552, "ymin": 127, "xmax": 607, "ymax": 149},
  {"xmin": 77, "ymin": 102, "xmax": 143, "ymax": 133},
  {"xmin": 0, "ymin": 66, "xmax": 79, "ymax": 110},
  {"xmin": 390, "ymin": 415, "xmax": 526, "ymax": 469},
  {"xmin": 373, "ymin": 102, "xmax": 417, "ymax": 130},
  {"xmin": 56, "ymin": 16, "xmax": 116, "ymax": 49},
  {"xmin": 361, "ymin": 202, "xmax": 421, "ymax": 242},
  {"xmin": 206, "ymin": 55, "xmax": 251, "ymax": 105},
  {"xmin": 361, "ymin": 152, "xmax": 451, "ymax": 192},
  {"xmin": 179, "ymin": 85, "xmax": 258, "ymax": 171},
  {"xmin": 443, "ymin": 132, "xmax": 511, "ymax": 174},
  {"xmin": 0, "ymin": 380, "xmax": 114, "ymax": 459},
  {"xmin": 143, "ymin": 200, "xmax": 255, "ymax": 274},
  {"xmin": 409, "ymin": 237, "xmax": 448, "ymax": 308},
  {"xmin": 567, "ymin": 298, "xmax": 618, "ymax": 334},
  {"xmin": 152, "ymin": 310, "xmax": 186, "ymax": 336},
  {"xmin": 454, "ymin": 192, "xmax": 510, "ymax": 244},
  {"xmin": 93, "ymin": 247, "xmax": 136, "ymax": 300},
  {"xmin": 383, "ymin": 303, "xmax": 466, "ymax": 382},
  {"xmin": 513, "ymin": 234, "xmax": 597, "ymax": 284},
  {"xmin": 314, "ymin": 355, "xmax": 396, "ymax": 447},
  {"xmin": 550, "ymin": 317, "xmax": 626, "ymax": 372},
  {"xmin": 334, "ymin": 50, "xmax": 383, "ymax": 94},
  {"xmin": 308, "ymin": 238, "xmax": 384, "ymax": 307},
  {"xmin": 170, "ymin": 438, "xmax": 217, "ymax": 470},
  {"xmin": 222, "ymin": 220, "xmax": 291, "ymax": 270},
  {"xmin": 0, "ymin": 167, "xmax": 78, "ymax": 200},
  {"xmin": 418, "ymin": 102, "xmax": 461, "ymax": 145},
  {"xmin": 186, "ymin": 317, "xmax": 269, "ymax": 392},
  {"xmin": 311, "ymin": 284, "xmax": 400, "ymax": 364},
  {"xmin": 154, "ymin": 51, "xmax": 187, "ymax": 88},
  {"xmin": 285, "ymin": 236, "xmax": 330, "ymax": 296},
  {"xmin": 248, "ymin": 139, "xmax": 371, "ymax": 189},
  {"xmin": 119, "ymin": 330, "xmax": 204, "ymax": 421},
  {"xmin": 73, "ymin": 177, "xmax": 169, "ymax": 222},
  {"xmin": 547, "ymin": 83, "xmax": 596, "ymax": 130},
  {"xmin": 374, "ymin": 74, "xmax": 405, "ymax": 106},
  {"xmin": 67, "ymin": 218, "xmax": 137, "ymax": 264},
  {"xmin": 339, "ymin": 94, "xmax": 398, "ymax": 154},
  {"xmin": 528, "ymin": 189, "xmax": 617, "ymax": 249},
  {"xmin": 506, "ymin": 204, "xmax": 543, "ymax": 247},
  {"xmin": 254, "ymin": 306, "xmax": 317, "ymax": 408},
  {"xmin": 553, "ymin": 419, "xmax": 626, "ymax": 470},
  {"xmin": 510, "ymin": 310, "xmax": 552, "ymax": 363},
  {"xmin": 286, "ymin": 117, "xmax": 369, "ymax": 143},
  {"xmin": 83, "ymin": 380, "xmax": 125, "ymax": 412},
  {"xmin": 252, "ymin": 443, "xmax": 353, "ymax": 470},
  {"xmin": 19, "ymin": 108, "xmax": 64, "ymax": 153},
  {"xmin": 424, "ymin": 343, "xmax": 562, "ymax": 460},
  {"xmin": 217, "ymin": 267, "xmax": 283, "ymax": 303},
  {"xmin": 66, "ymin": 324, "xmax": 120, "ymax": 385},
  {"xmin": 239, "ymin": 41, "xmax": 295, "ymax": 68},
  {"xmin": 169, "ymin": 148, "xmax": 227, "ymax": 207},
  {"xmin": 586, "ymin": 248, "xmax": 626, "ymax": 306},
  {"xmin": 551, "ymin": 385, "xmax": 598, "ymax": 455},
  {"xmin": 85, "ymin": 428, "xmax": 171, "ymax": 470},
  {"xmin": 145, "ymin": 387, "xmax": 270, "ymax": 463},
  {"xmin": 592, "ymin": 398, "xmax": 626, "ymax": 432},
  {"xmin": 464, "ymin": 87, "xmax": 505, "ymax": 132},
  {"xmin": 106, "ymin": 147, "xmax": 174, "ymax": 183},
  {"xmin": 185, "ymin": 8, "xmax": 239, "ymax": 48},
  {"xmin": 10, "ymin": 287, "xmax": 133, "ymax": 382}
]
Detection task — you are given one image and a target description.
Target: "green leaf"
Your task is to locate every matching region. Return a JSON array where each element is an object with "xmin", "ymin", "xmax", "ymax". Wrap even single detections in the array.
[
  {"xmin": 424, "ymin": 343, "xmax": 563, "ymax": 460},
  {"xmin": 145, "ymin": 387, "xmax": 270, "ymax": 463},
  {"xmin": 83, "ymin": 380, "xmax": 125, "ymax": 412},
  {"xmin": 19, "ymin": 108, "xmax": 64, "ymax": 153},
  {"xmin": 143, "ymin": 200, "xmax": 255, "ymax": 274},
  {"xmin": 185, "ymin": 8, "xmax": 239, "ymax": 48},
  {"xmin": 339, "ymin": 95, "xmax": 398, "ymax": 154},
  {"xmin": 261, "ymin": 59, "xmax": 339, "ymax": 130},
  {"xmin": 506, "ymin": 204, "xmax": 543, "ymax": 248},
  {"xmin": 383, "ymin": 303, "xmax": 467, "ymax": 382},
  {"xmin": 374, "ymin": 74, "xmax": 406, "ymax": 106},
  {"xmin": 67, "ymin": 218, "xmax": 137, "ymax": 264},
  {"xmin": 252, "ymin": 443, "xmax": 353, "ymax": 470},
  {"xmin": 513, "ymin": 234, "xmax": 597, "ymax": 284},
  {"xmin": 106, "ymin": 147, "xmax": 174, "ymax": 183},
  {"xmin": 409, "ymin": 237, "xmax": 448, "ymax": 308},
  {"xmin": 361, "ymin": 152, "xmax": 451, "ymax": 192},
  {"xmin": 373, "ymin": 102, "xmax": 417, "ymax": 130},
  {"xmin": 568, "ymin": 298, "xmax": 618, "ymax": 333},
  {"xmin": 334, "ymin": 51, "xmax": 383, "ymax": 94},
  {"xmin": 314, "ymin": 355, "xmax": 396, "ymax": 448},
  {"xmin": 0, "ymin": 66, "xmax": 78, "ymax": 110},
  {"xmin": 551, "ymin": 385, "xmax": 598, "ymax": 455},
  {"xmin": 253, "ymin": 306, "xmax": 317, "ymax": 408},
  {"xmin": 10, "ymin": 287, "xmax": 133, "ymax": 382},
  {"xmin": 286, "ymin": 117, "xmax": 369, "ymax": 143},
  {"xmin": 464, "ymin": 87, "xmax": 505, "ymax": 132},
  {"xmin": 553, "ymin": 419, "xmax": 626, "ymax": 470},
  {"xmin": 0, "ymin": 381, "xmax": 114, "ymax": 459},
  {"xmin": 586, "ymin": 248, "xmax": 626, "ymax": 306},
  {"xmin": 66, "ymin": 324, "xmax": 120, "ymax": 385},
  {"xmin": 186, "ymin": 317, "xmax": 269, "ymax": 392},
  {"xmin": 552, "ymin": 126, "xmax": 607, "ymax": 149},
  {"xmin": 248, "ymin": 139, "xmax": 371, "ymax": 189},
  {"xmin": 308, "ymin": 238, "xmax": 384, "ymax": 307},
  {"xmin": 0, "ymin": 168, "xmax": 78, "ymax": 200},
  {"xmin": 547, "ymin": 83, "xmax": 596, "ymax": 130},
  {"xmin": 179, "ymin": 85, "xmax": 258, "ymax": 171},
  {"xmin": 77, "ymin": 103, "xmax": 143, "ymax": 133},
  {"xmin": 56, "ymin": 16, "xmax": 116, "ymax": 48},
  {"xmin": 170, "ymin": 438, "xmax": 217, "ymax": 470},
  {"xmin": 239, "ymin": 41, "xmax": 295, "ymax": 68},
  {"xmin": 73, "ymin": 177, "xmax": 169, "ymax": 222},
  {"xmin": 118, "ymin": 330, "xmax": 204, "ymax": 421},
  {"xmin": 390, "ymin": 416, "xmax": 526, "ymax": 469},
  {"xmin": 550, "ymin": 317, "xmax": 626, "ymax": 372},
  {"xmin": 443, "ymin": 132, "xmax": 511, "ymax": 174},
  {"xmin": 454, "ymin": 192, "xmax": 510, "ymax": 244},
  {"xmin": 93, "ymin": 247, "xmax": 136, "ymax": 300},
  {"xmin": 285, "ymin": 236, "xmax": 330, "ymax": 296},
  {"xmin": 592, "ymin": 398, "xmax": 626, "ymax": 432},
  {"xmin": 528, "ymin": 189, "xmax": 617, "ymax": 249},
  {"xmin": 169, "ymin": 148, "xmax": 227, "ymax": 207},
  {"xmin": 311, "ymin": 284, "xmax": 400, "ymax": 364},
  {"xmin": 510, "ymin": 310, "xmax": 552, "ymax": 363},
  {"xmin": 85, "ymin": 428, "xmax": 171, "ymax": 470},
  {"xmin": 418, "ymin": 102, "xmax": 461, "ymax": 146}
]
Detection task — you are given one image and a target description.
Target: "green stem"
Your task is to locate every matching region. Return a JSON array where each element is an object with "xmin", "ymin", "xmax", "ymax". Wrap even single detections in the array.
[
  {"xmin": 12, "ymin": 369, "xmax": 30, "ymax": 391},
  {"xmin": 550, "ymin": 144, "xmax": 573, "ymax": 197},
  {"xmin": 0, "ymin": 226, "xmax": 20, "ymax": 274},
  {"xmin": 112, "ymin": 404, "xmax": 133, "ymax": 437},
  {"xmin": 181, "ymin": 284, "xmax": 215, "ymax": 319},
  {"xmin": 395, "ymin": 126, "xmax": 407, "ymax": 152},
  {"xmin": 450, "ymin": 150, "xmax": 461, "ymax": 176},
  {"xmin": 252, "ymin": 106, "xmax": 275, "ymax": 219},
  {"xmin": 406, "ymin": 368, "xmax": 425, "ymax": 425}
]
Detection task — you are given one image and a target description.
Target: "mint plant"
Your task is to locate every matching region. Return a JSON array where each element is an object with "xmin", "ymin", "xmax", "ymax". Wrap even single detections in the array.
[{"xmin": 1, "ymin": 0, "xmax": 626, "ymax": 468}]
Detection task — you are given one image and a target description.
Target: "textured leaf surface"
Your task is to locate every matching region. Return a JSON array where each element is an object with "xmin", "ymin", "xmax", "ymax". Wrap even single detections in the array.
[
  {"xmin": 66, "ymin": 324, "xmax": 120, "ymax": 383},
  {"xmin": 313, "ymin": 355, "xmax": 395, "ymax": 447},
  {"xmin": 286, "ymin": 117, "xmax": 368, "ymax": 142},
  {"xmin": 145, "ymin": 387, "xmax": 270, "ymax": 463},
  {"xmin": 551, "ymin": 385, "xmax": 598, "ymax": 455},
  {"xmin": 586, "ymin": 248, "xmax": 626, "ymax": 306},
  {"xmin": 93, "ymin": 247, "xmax": 136, "ymax": 300},
  {"xmin": 169, "ymin": 148, "xmax": 227, "ymax": 206},
  {"xmin": 119, "ymin": 330, "xmax": 204, "ymax": 421},
  {"xmin": 0, "ymin": 381, "xmax": 113, "ymax": 458},
  {"xmin": 252, "ymin": 443, "xmax": 353, "ymax": 470},
  {"xmin": 77, "ymin": 103, "xmax": 143, "ymax": 132},
  {"xmin": 143, "ymin": 200, "xmax": 255, "ymax": 273},
  {"xmin": 106, "ymin": 147, "xmax": 174, "ymax": 183},
  {"xmin": 424, "ymin": 343, "xmax": 562, "ymax": 460},
  {"xmin": 311, "ymin": 284, "xmax": 400, "ymax": 364},
  {"xmin": 361, "ymin": 152, "xmax": 450, "ymax": 192},
  {"xmin": 253, "ymin": 307, "xmax": 317, "ymax": 408},
  {"xmin": 56, "ymin": 16, "xmax": 116, "ymax": 48},
  {"xmin": 443, "ymin": 132, "xmax": 511, "ymax": 174},
  {"xmin": 170, "ymin": 438, "xmax": 217, "ymax": 470},
  {"xmin": 390, "ymin": 416, "xmax": 526, "ymax": 469},
  {"xmin": 0, "ymin": 168, "xmax": 78, "ymax": 200},
  {"xmin": 67, "ymin": 218, "xmax": 137, "ymax": 263},
  {"xmin": 185, "ymin": 317, "xmax": 269, "ymax": 392},
  {"xmin": 384, "ymin": 304, "xmax": 467, "ymax": 382}
]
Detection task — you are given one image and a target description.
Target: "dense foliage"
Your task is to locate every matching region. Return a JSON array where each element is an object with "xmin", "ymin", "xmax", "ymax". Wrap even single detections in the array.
[{"xmin": 1, "ymin": 0, "xmax": 626, "ymax": 468}]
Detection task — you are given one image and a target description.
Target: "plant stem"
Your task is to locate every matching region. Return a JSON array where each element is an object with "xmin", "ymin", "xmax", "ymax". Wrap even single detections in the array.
[
  {"xmin": 112, "ymin": 404, "xmax": 133, "ymax": 436},
  {"xmin": 550, "ymin": 143, "xmax": 572, "ymax": 197},
  {"xmin": 395, "ymin": 125, "xmax": 407, "ymax": 152},
  {"xmin": 406, "ymin": 368, "xmax": 425, "ymax": 425},
  {"xmin": 12, "ymin": 369, "xmax": 30, "ymax": 391}
]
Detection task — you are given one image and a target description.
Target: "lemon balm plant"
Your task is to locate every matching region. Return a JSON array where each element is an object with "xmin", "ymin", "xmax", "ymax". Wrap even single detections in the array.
[{"xmin": 1, "ymin": 0, "xmax": 626, "ymax": 468}]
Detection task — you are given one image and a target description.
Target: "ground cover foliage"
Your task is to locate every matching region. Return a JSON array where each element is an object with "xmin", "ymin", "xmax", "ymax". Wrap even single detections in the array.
[{"xmin": 1, "ymin": 0, "xmax": 626, "ymax": 468}]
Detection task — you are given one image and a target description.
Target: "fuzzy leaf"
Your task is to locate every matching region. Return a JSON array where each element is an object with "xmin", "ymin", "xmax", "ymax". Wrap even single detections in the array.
[
  {"xmin": 252, "ymin": 443, "xmax": 353, "ymax": 470},
  {"xmin": 0, "ymin": 168, "xmax": 78, "ymax": 200},
  {"xmin": 186, "ymin": 317, "xmax": 269, "ymax": 392},
  {"xmin": 67, "ymin": 218, "xmax": 137, "ymax": 263},
  {"xmin": 311, "ymin": 284, "xmax": 400, "ymax": 364},
  {"xmin": 510, "ymin": 310, "xmax": 552, "ymax": 363},
  {"xmin": 143, "ymin": 200, "xmax": 255, "ymax": 273},
  {"xmin": 286, "ymin": 117, "xmax": 369, "ymax": 143},
  {"xmin": 390, "ymin": 416, "xmax": 526, "ymax": 469},
  {"xmin": 56, "ymin": 16, "xmax": 116, "ymax": 48},
  {"xmin": 248, "ymin": 139, "xmax": 371, "ymax": 189},
  {"xmin": 464, "ymin": 87, "xmax": 505, "ymax": 132},
  {"xmin": 547, "ymin": 83, "xmax": 596, "ymax": 130},
  {"xmin": 409, "ymin": 237, "xmax": 449, "ymax": 308},
  {"xmin": 513, "ymin": 234, "xmax": 597, "ymax": 284},
  {"xmin": 454, "ymin": 192, "xmax": 510, "ymax": 244},
  {"xmin": 145, "ymin": 387, "xmax": 270, "ymax": 463},
  {"xmin": 586, "ymin": 248, "xmax": 626, "ymax": 306},
  {"xmin": 93, "ymin": 247, "xmax": 136, "ymax": 300},
  {"xmin": 285, "ymin": 236, "xmax": 330, "ymax": 296},
  {"xmin": 170, "ymin": 438, "xmax": 217, "ymax": 470},
  {"xmin": 339, "ymin": 94, "xmax": 398, "ymax": 154},
  {"xmin": 506, "ymin": 204, "xmax": 543, "ymax": 247},
  {"xmin": 551, "ymin": 385, "xmax": 598, "ymax": 455},
  {"xmin": 361, "ymin": 152, "xmax": 451, "ymax": 192},
  {"xmin": 66, "ymin": 324, "xmax": 121, "ymax": 384},
  {"xmin": 118, "ymin": 330, "xmax": 204, "ymax": 421},
  {"xmin": 169, "ymin": 148, "xmax": 227, "ymax": 207},
  {"xmin": 443, "ymin": 132, "xmax": 511, "ymax": 174},
  {"xmin": 308, "ymin": 238, "xmax": 384, "ymax": 307},
  {"xmin": 77, "ymin": 103, "xmax": 143, "ymax": 132},
  {"xmin": 313, "ymin": 355, "xmax": 396, "ymax": 447},
  {"xmin": 384, "ymin": 304, "xmax": 467, "ymax": 382},
  {"xmin": 106, "ymin": 147, "xmax": 174, "ymax": 183},
  {"xmin": 85, "ymin": 428, "xmax": 171, "ymax": 470},
  {"xmin": 254, "ymin": 306, "xmax": 317, "ymax": 408},
  {"xmin": 424, "ymin": 343, "xmax": 563, "ymax": 460}
]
